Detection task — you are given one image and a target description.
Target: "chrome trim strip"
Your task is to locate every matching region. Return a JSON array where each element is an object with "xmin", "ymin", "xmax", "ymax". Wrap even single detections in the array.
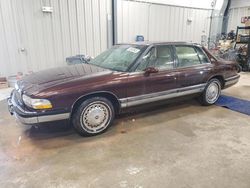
[
  {"xmin": 14, "ymin": 113, "xmax": 39, "ymax": 124},
  {"xmin": 120, "ymin": 84, "xmax": 206, "ymax": 108},
  {"xmin": 225, "ymin": 75, "xmax": 240, "ymax": 86},
  {"xmin": 38, "ymin": 113, "xmax": 70, "ymax": 123},
  {"xmin": 225, "ymin": 75, "xmax": 240, "ymax": 81},
  {"xmin": 14, "ymin": 112, "xmax": 70, "ymax": 125},
  {"xmin": 225, "ymin": 79, "xmax": 239, "ymax": 86}
]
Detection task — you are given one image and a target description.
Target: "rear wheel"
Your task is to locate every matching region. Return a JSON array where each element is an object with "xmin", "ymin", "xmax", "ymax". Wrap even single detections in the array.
[
  {"xmin": 199, "ymin": 78, "xmax": 221, "ymax": 106},
  {"xmin": 72, "ymin": 97, "xmax": 115, "ymax": 136}
]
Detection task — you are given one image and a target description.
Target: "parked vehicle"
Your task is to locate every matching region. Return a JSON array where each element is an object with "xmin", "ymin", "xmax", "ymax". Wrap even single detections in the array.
[{"xmin": 8, "ymin": 42, "xmax": 240, "ymax": 136}]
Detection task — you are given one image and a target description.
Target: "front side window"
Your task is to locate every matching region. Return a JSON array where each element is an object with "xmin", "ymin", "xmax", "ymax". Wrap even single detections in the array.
[
  {"xmin": 136, "ymin": 45, "xmax": 174, "ymax": 71},
  {"xmin": 175, "ymin": 46, "xmax": 201, "ymax": 68},
  {"xmin": 89, "ymin": 45, "xmax": 146, "ymax": 72}
]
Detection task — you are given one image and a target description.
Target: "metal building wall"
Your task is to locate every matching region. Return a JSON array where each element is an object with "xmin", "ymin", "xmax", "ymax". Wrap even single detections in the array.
[
  {"xmin": 227, "ymin": 7, "xmax": 250, "ymax": 32},
  {"xmin": 0, "ymin": 0, "xmax": 112, "ymax": 77},
  {"xmin": 117, "ymin": 0, "xmax": 212, "ymax": 44}
]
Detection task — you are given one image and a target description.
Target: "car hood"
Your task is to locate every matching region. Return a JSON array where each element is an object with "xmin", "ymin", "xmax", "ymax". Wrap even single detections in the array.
[{"xmin": 17, "ymin": 64, "xmax": 110, "ymax": 95}]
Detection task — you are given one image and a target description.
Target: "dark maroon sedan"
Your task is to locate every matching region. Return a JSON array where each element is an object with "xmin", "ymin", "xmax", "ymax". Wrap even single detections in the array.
[{"xmin": 8, "ymin": 42, "xmax": 240, "ymax": 136}]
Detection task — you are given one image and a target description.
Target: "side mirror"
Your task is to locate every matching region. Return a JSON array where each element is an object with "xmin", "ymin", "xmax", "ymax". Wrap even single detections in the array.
[
  {"xmin": 84, "ymin": 55, "xmax": 93, "ymax": 62},
  {"xmin": 143, "ymin": 67, "xmax": 159, "ymax": 76}
]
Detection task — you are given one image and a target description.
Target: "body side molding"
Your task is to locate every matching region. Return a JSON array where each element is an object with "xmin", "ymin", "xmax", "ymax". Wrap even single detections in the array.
[{"xmin": 119, "ymin": 83, "xmax": 206, "ymax": 108}]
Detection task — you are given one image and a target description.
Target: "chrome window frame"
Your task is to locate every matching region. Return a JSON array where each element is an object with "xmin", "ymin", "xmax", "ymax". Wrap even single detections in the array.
[{"xmin": 194, "ymin": 46, "xmax": 212, "ymax": 64}]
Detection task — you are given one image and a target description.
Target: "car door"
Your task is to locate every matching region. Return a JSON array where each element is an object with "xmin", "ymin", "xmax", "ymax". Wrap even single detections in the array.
[
  {"xmin": 125, "ymin": 45, "xmax": 179, "ymax": 107},
  {"xmin": 174, "ymin": 45, "xmax": 214, "ymax": 88}
]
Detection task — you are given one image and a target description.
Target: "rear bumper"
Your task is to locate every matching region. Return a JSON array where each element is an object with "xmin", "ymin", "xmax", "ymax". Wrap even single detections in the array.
[
  {"xmin": 7, "ymin": 94, "xmax": 70, "ymax": 125},
  {"xmin": 224, "ymin": 75, "xmax": 240, "ymax": 88}
]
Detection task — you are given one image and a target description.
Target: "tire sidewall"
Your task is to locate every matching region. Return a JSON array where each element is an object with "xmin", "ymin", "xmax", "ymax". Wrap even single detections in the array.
[
  {"xmin": 204, "ymin": 79, "xmax": 221, "ymax": 105},
  {"xmin": 73, "ymin": 97, "xmax": 115, "ymax": 136}
]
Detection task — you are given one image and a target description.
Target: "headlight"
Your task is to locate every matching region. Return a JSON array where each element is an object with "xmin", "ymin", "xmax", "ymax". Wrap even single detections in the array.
[{"xmin": 22, "ymin": 95, "xmax": 53, "ymax": 109}]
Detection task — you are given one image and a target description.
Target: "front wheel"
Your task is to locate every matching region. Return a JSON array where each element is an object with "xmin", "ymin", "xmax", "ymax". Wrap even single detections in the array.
[
  {"xmin": 199, "ymin": 79, "xmax": 221, "ymax": 106},
  {"xmin": 72, "ymin": 97, "xmax": 115, "ymax": 136}
]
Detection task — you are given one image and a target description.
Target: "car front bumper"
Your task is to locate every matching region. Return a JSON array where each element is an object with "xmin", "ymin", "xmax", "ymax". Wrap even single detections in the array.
[{"xmin": 7, "ymin": 91, "xmax": 70, "ymax": 125}]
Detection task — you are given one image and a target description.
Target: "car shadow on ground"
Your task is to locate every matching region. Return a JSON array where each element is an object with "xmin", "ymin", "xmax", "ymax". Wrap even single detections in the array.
[{"xmin": 25, "ymin": 96, "xmax": 209, "ymax": 142}]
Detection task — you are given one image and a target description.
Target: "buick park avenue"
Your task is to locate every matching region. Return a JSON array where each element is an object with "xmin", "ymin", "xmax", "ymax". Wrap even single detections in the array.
[{"xmin": 8, "ymin": 42, "xmax": 240, "ymax": 136}]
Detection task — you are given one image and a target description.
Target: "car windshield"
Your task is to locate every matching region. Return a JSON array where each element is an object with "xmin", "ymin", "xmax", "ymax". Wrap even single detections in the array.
[{"xmin": 88, "ymin": 45, "xmax": 146, "ymax": 72}]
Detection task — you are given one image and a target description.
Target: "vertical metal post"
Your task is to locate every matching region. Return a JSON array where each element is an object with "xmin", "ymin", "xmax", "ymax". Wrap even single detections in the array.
[
  {"xmin": 112, "ymin": 0, "xmax": 118, "ymax": 45},
  {"xmin": 107, "ymin": 13, "xmax": 113, "ymax": 48},
  {"xmin": 221, "ymin": 0, "xmax": 231, "ymax": 34},
  {"xmin": 107, "ymin": 0, "xmax": 117, "ymax": 48},
  {"xmin": 208, "ymin": 0, "xmax": 229, "ymax": 49}
]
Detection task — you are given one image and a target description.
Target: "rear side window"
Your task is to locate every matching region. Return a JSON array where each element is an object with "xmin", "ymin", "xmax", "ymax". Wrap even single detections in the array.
[
  {"xmin": 196, "ymin": 47, "xmax": 210, "ymax": 64},
  {"xmin": 175, "ymin": 46, "xmax": 201, "ymax": 68}
]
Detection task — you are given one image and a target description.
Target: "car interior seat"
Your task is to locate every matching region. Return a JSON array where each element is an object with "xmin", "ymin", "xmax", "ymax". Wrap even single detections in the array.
[{"xmin": 155, "ymin": 47, "xmax": 173, "ymax": 69}]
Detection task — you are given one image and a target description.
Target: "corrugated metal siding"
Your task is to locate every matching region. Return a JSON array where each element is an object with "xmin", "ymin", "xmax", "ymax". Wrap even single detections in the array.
[
  {"xmin": 0, "ymin": 0, "xmax": 21, "ymax": 77},
  {"xmin": 0, "ymin": 0, "xmax": 111, "ymax": 77},
  {"xmin": 227, "ymin": 7, "xmax": 250, "ymax": 32},
  {"xmin": 117, "ymin": 0, "xmax": 212, "ymax": 44}
]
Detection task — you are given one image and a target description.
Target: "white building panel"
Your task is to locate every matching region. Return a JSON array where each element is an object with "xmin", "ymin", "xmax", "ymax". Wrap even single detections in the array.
[
  {"xmin": 0, "ymin": 0, "xmax": 111, "ymax": 77},
  {"xmin": 117, "ymin": 0, "xmax": 212, "ymax": 44},
  {"xmin": 227, "ymin": 7, "xmax": 250, "ymax": 32}
]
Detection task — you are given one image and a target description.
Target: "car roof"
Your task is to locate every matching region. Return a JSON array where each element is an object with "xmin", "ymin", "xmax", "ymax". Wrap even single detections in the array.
[{"xmin": 117, "ymin": 41, "xmax": 201, "ymax": 47}]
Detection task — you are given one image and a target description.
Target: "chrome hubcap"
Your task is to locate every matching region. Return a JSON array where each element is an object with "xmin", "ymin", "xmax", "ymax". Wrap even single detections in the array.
[
  {"xmin": 206, "ymin": 82, "xmax": 220, "ymax": 104},
  {"xmin": 81, "ymin": 102, "xmax": 111, "ymax": 133}
]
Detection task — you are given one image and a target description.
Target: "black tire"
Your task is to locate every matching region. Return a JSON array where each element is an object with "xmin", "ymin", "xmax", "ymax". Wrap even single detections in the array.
[
  {"xmin": 199, "ymin": 78, "xmax": 221, "ymax": 106},
  {"xmin": 72, "ymin": 97, "xmax": 115, "ymax": 136}
]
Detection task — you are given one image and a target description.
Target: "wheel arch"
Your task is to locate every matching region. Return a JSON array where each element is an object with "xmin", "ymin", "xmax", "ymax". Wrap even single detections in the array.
[
  {"xmin": 208, "ymin": 75, "xmax": 225, "ymax": 88},
  {"xmin": 70, "ymin": 91, "xmax": 121, "ymax": 120}
]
